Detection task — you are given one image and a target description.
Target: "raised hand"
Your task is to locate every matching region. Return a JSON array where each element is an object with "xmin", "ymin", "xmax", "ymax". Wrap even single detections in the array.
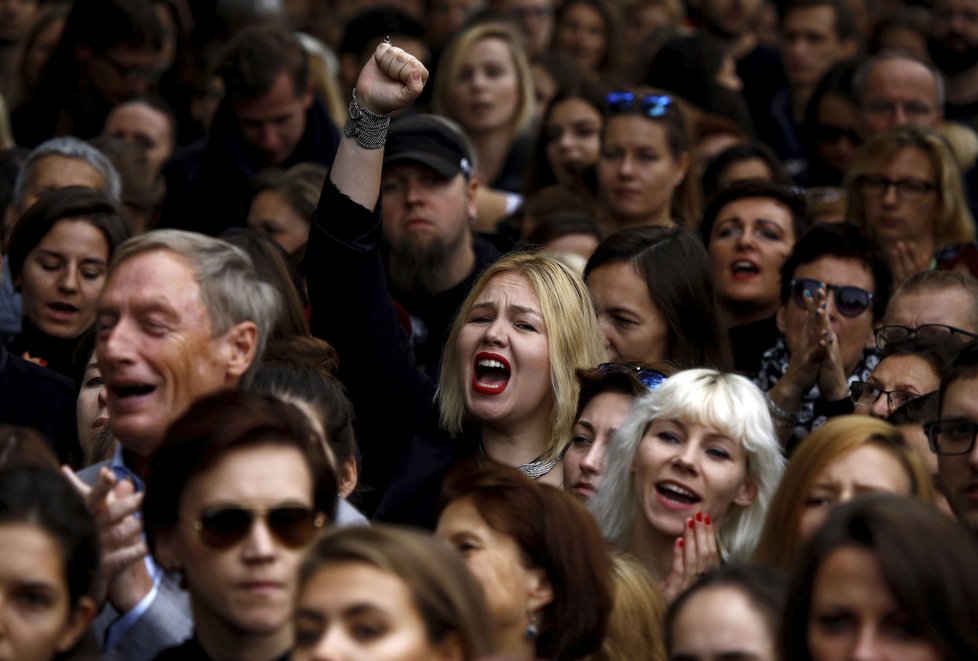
[
  {"xmin": 354, "ymin": 41, "xmax": 428, "ymax": 116},
  {"xmin": 62, "ymin": 466, "xmax": 151, "ymax": 611}
]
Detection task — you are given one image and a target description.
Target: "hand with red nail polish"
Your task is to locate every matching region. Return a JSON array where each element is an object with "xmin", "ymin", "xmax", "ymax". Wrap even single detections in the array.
[{"xmin": 661, "ymin": 513, "xmax": 721, "ymax": 602}]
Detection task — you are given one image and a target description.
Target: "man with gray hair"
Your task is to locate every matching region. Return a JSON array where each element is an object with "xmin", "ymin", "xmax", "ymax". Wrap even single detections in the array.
[
  {"xmin": 1, "ymin": 137, "xmax": 122, "ymax": 342},
  {"xmin": 65, "ymin": 229, "xmax": 279, "ymax": 660},
  {"xmin": 854, "ymin": 52, "xmax": 944, "ymax": 139}
]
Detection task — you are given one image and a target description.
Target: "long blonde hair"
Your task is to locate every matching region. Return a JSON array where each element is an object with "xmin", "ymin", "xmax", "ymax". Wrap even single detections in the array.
[
  {"xmin": 431, "ymin": 22, "xmax": 536, "ymax": 138},
  {"xmin": 437, "ymin": 252, "xmax": 607, "ymax": 462}
]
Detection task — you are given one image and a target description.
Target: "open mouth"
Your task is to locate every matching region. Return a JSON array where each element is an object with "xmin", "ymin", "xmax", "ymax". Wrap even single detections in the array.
[
  {"xmin": 472, "ymin": 352, "xmax": 511, "ymax": 395},
  {"xmin": 110, "ymin": 382, "xmax": 156, "ymax": 399},
  {"xmin": 656, "ymin": 482, "xmax": 701, "ymax": 506},
  {"xmin": 731, "ymin": 261, "xmax": 759, "ymax": 280}
]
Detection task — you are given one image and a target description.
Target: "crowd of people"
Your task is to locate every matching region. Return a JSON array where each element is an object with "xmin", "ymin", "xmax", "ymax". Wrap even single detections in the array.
[{"xmin": 1, "ymin": 0, "xmax": 978, "ymax": 659}]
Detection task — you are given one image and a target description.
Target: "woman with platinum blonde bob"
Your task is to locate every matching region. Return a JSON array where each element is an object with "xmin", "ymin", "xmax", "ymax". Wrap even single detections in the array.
[{"xmin": 588, "ymin": 368, "xmax": 784, "ymax": 600}]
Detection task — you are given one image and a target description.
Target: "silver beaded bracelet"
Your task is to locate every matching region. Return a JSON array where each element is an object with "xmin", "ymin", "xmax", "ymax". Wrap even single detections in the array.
[
  {"xmin": 766, "ymin": 393, "xmax": 798, "ymax": 424},
  {"xmin": 343, "ymin": 89, "xmax": 391, "ymax": 150}
]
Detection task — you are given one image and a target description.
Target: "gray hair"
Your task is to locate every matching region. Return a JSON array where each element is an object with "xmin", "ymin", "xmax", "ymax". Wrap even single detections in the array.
[
  {"xmin": 110, "ymin": 230, "xmax": 281, "ymax": 383},
  {"xmin": 854, "ymin": 51, "xmax": 945, "ymax": 108},
  {"xmin": 12, "ymin": 137, "xmax": 122, "ymax": 212},
  {"xmin": 588, "ymin": 369, "xmax": 785, "ymax": 562}
]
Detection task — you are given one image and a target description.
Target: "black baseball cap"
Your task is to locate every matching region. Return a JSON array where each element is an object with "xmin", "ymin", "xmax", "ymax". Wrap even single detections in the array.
[{"xmin": 384, "ymin": 114, "xmax": 474, "ymax": 179}]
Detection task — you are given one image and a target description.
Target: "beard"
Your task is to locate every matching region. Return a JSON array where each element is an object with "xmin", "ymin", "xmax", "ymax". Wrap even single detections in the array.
[
  {"xmin": 929, "ymin": 34, "xmax": 978, "ymax": 76},
  {"xmin": 388, "ymin": 230, "xmax": 466, "ymax": 295}
]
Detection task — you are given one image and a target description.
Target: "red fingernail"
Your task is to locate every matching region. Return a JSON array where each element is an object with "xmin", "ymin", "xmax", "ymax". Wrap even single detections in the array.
[
  {"xmin": 677, "ymin": 538, "xmax": 684, "ymax": 548},
  {"xmin": 696, "ymin": 512, "xmax": 703, "ymax": 522},
  {"xmin": 705, "ymin": 515, "xmax": 712, "ymax": 525},
  {"xmin": 688, "ymin": 519, "xmax": 695, "ymax": 529}
]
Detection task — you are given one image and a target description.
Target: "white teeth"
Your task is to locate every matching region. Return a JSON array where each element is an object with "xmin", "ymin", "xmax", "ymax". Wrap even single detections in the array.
[
  {"xmin": 733, "ymin": 261, "xmax": 756, "ymax": 271},
  {"xmin": 660, "ymin": 483, "xmax": 696, "ymax": 499},
  {"xmin": 477, "ymin": 359, "xmax": 507, "ymax": 370}
]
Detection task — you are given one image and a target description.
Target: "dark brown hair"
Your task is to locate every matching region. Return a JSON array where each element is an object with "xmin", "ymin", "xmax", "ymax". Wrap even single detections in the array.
[
  {"xmin": 142, "ymin": 391, "xmax": 338, "ymax": 555},
  {"xmin": 440, "ymin": 462, "xmax": 612, "ymax": 660},
  {"xmin": 585, "ymin": 225, "xmax": 734, "ymax": 370},
  {"xmin": 783, "ymin": 495, "xmax": 978, "ymax": 659}
]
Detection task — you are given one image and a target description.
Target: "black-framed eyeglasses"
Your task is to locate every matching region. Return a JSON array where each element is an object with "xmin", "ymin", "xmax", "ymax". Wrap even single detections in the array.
[
  {"xmin": 606, "ymin": 91, "xmax": 672, "ymax": 118},
  {"xmin": 924, "ymin": 418, "xmax": 978, "ymax": 455},
  {"xmin": 858, "ymin": 175, "xmax": 936, "ymax": 201},
  {"xmin": 875, "ymin": 323, "xmax": 978, "ymax": 350},
  {"xmin": 849, "ymin": 380, "xmax": 920, "ymax": 411},
  {"xmin": 597, "ymin": 362, "xmax": 667, "ymax": 390},
  {"xmin": 790, "ymin": 278, "xmax": 875, "ymax": 318},
  {"xmin": 193, "ymin": 505, "xmax": 325, "ymax": 550}
]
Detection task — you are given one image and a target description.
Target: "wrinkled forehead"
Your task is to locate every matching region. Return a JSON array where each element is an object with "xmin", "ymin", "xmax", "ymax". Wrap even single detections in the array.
[
  {"xmin": 886, "ymin": 286, "xmax": 978, "ymax": 332},
  {"xmin": 864, "ymin": 60, "xmax": 939, "ymax": 103}
]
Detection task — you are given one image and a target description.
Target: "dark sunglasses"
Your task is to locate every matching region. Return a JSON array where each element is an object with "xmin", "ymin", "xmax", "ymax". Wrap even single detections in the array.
[
  {"xmin": 606, "ymin": 91, "xmax": 672, "ymax": 118},
  {"xmin": 790, "ymin": 278, "xmax": 875, "ymax": 318},
  {"xmin": 193, "ymin": 505, "xmax": 325, "ymax": 550},
  {"xmin": 597, "ymin": 362, "xmax": 667, "ymax": 390},
  {"xmin": 813, "ymin": 123, "xmax": 862, "ymax": 145}
]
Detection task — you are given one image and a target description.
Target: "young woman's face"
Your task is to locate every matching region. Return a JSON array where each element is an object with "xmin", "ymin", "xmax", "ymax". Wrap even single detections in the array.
[
  {"xmin": 587, "ymin": 261, "xmax": 668, "ymax": 364},
  {"xmin": 597, "ymin": 115, "xmax": 688, "ymax": 226},
  {"xmin": 860, "ymin": 146, "xmax": 941, "ymax": 248},
  {"xmin": 155, "ymin": 444, "xmax": 319, "ymax": 641},
  {"xmin": 455, "ymin": 273, "xmax": 552, "ymax": 431},
  {"xmin": 544, "ymin": 97, "xmax": 602, "ymax": 187},
  {"xmin": 808, "ymin": 546, "xmax": 943, "ymax": 661},
  {"xmin": 293, "ymin": 562, "xmax": 459, "ymax": 661},
  {"xmin": 563, "ymin": 391, "xmax": 636, "ymax": 501},
  {"xmin": 553, "ymin": 1, "xmax": 607, "ymax": 71},
  {"xmin": 449, "ymin": 37, "xmax": 521, "ymax": 135},
  {"xmin": 632, "ymin": 418, "xmax": 756, "ymax": 539},
  {"xmin": 436, "ymin": 497, "xmax": 552, "ymax": 639},
  {"xmin": 246, "ymin": 189, "xmax": 310, "ymax": 256},
  {"xmin": 0, "ymin": 523, "xmax": 93, "ymax": 661},
  {"xmin": 671, "ymin": 585, "xmax": 778, "ymax": 661},
  {"xmin": 798, "ymin": 444, "xmax": 912, "ymax": 544},
  {"xmin": 76, "ymin": 353, "xmax": 109, "ymax": 460},
  {"xmin": 19, "ymin": 219, "xmax": 109, "ymax": 339}
]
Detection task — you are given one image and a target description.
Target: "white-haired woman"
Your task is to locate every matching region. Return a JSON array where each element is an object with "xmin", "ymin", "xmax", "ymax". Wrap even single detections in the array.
[{"xmin": 589, "ymin": 368, "xmax": 785, "ymax": 601}]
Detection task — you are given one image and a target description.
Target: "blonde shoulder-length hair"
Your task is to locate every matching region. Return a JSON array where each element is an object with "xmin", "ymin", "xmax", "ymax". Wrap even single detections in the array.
[
  {"xmin": 845, "ymin": 124, "xmax": 975, "ymax": 249},
  {"xmin": 753, "ymin": 414, "xmax": 935, "ymax": 570},
  {"xmin": 431, "ymin": 21, "xmax": 536, "ymax": 138},
  {"xmin": 437, "ymin": 252, "xmax": 607, "ymax": 463},
  {"xmin": 588, "ymin": 369, "xmax": 785, "ymax": 562}
]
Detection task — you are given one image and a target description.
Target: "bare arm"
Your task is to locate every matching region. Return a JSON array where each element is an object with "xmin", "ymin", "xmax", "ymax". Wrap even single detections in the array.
[{"xmin": 328, "ymin": 42, "xmax": 428, "ymax": 209}]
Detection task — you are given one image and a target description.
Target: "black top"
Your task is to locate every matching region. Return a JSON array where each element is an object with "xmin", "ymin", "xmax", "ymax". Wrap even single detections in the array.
[
  {"xmin": 154, "ymin": 635, "xmax": 289, "ymax": 661},
  {"xmin": 387, "ymin": 234, "xmax": 499, "ymax": 377},
  {"xmin": 304, "ymin": 179, "xmax": 476, "ymax": 528},
  {"xmin": 0, "ymin": 343, "xmax": 80, "ymax": 464},
  {"xmin": 8, "ymin": 317, "xmax": 83, "ymax": 382}
]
